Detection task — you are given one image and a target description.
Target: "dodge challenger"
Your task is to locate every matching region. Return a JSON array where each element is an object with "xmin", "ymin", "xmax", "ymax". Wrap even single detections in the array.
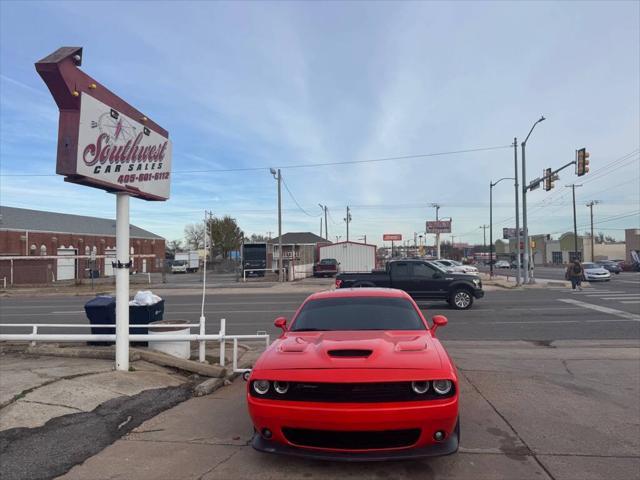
[{"xmin": 247, "ymin": 288, "xmax": 459, "ymax": 461}]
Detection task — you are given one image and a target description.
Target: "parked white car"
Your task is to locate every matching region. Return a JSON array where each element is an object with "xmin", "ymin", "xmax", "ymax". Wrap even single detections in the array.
[
  {"xmin": 581, "ymin": 262, "xmax": 611, "ymax": 282},
  {"xmin": 434, "ymin": 259, "xmax": 479, "ymax": 274},
  {"xmin": 495, "ymin": 260, "xmax": 510, "ymax": 269}
]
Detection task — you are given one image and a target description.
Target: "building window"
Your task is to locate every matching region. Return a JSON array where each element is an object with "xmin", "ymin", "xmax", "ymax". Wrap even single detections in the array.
[
  {"xmin": 552, "ymin": 252, "xmax": 562, "ymax": 264},
  {"xmin": 40, "ymin": 245, "xmax": 47, "ymax": 256},
  {"xmin": 85, "ymin": 246, "xmax": 90, "ymax": 255}
]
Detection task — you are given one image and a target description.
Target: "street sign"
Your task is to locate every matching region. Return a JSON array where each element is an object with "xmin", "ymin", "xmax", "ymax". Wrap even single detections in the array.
[
  {"xmin": 383, "ymin": 234, "xmax": 402, "ymax": 241},
  {"xmin": 503, "ymin": 228, "xmax": 523, "ymax": 239},
  {"xmin": 426, "ymin": 220, "xmax": 451, "ymax": 234},
  {"xmin": 529, "ymin": 178, "xmax": 541, "ymax": 191}
]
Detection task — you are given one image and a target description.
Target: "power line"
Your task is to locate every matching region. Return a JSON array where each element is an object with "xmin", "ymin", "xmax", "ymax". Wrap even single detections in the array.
[
  {"xmin": 281, "ymin": 176, "xmax": 321, "ymax": 217},
  {"xmin": 0, "ymin": 144, "xmax": 511, "ymax": 177}
]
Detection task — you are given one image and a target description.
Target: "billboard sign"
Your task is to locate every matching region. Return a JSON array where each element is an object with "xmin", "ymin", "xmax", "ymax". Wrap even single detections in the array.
[
  {"xmin": 426, "ymin": 220, "xmax": 451, "ymax": 234},
  {"xmin": 503, "ymin": 228, "xmax": 524, "ymax": 239},
  {"xmin": 35, "ymin": 47, "xmax": 171, "ymax": 201},
  {"xmin": 383, "ymin": 234, "xmax": 402, "ymax": 241}
]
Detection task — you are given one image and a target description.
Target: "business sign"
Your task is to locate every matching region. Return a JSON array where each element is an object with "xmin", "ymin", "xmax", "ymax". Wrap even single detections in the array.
[
  {"xmin": 383, "ymin": 234, "xmax": 402, "ymax": 241},
  {"xmin": 77, "ymin": 94, "xmax": 171, "ymax": 199},
  {"xmin": 503, "ymin": 228, "xmax": 524, "ymax": 239},
  {"xmin": 426, "ymin": 220, "xmax": 451, "ymax": 234},
  {"xmin": 36, "ymin": 47, "xmax": 171, "ymax": 201}
]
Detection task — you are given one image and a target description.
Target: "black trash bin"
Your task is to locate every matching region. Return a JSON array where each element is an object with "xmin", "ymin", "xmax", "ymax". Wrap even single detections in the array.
[
  {"xmin": 84, "ymin": 296, "xmax": 165, "ymax": 347},
  {"xmin": 85, "ymin": 296, "xmax": 116, "ymax": 346},
  {"xmin": 129, "ymin": 300, "xmax": 165, "ymax": 347}
]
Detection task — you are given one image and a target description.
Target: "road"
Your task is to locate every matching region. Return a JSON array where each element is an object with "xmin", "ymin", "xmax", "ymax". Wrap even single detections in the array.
[{"xmin": 1, "ymin": 272, "xmax": 639, "ymax": 341}]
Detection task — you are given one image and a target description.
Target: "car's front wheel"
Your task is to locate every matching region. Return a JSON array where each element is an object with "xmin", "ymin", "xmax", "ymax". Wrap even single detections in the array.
[{"xmin": 449, "ymin": 289, "xmax": 474, "ymax": 310}]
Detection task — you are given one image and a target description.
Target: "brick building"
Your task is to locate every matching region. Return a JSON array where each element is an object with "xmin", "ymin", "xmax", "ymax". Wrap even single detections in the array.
[{"xmin": 0, "ymin": 206, "xmax": 165, "ymax": 285}]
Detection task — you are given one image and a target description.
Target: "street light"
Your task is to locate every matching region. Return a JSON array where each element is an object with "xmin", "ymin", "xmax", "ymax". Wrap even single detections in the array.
[
  {"xmin": 521, "ymin": 116, "xmax": 546, "ymax": 284},
  {"xmin": 489, "ymin": 177, "xmax": 514, "ymax": 277},
  {"xmin": 318, "ymin": 204, "xmax": 328, "ymax": 241},
  {"xmin": 270, "ymin": 168, "xmax": 283, "ymax": 282}
]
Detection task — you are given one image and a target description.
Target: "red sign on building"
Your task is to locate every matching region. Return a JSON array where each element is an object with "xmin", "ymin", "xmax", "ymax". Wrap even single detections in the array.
[{"xmin": 383, "ymin": 234, "xmax": 402, "ymax": 241}]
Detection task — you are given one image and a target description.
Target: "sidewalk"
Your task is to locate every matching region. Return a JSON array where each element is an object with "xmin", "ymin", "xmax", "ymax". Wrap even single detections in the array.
[{"xmin": 56, "ymin": 340, "xmax": 640, "ymax": 480}]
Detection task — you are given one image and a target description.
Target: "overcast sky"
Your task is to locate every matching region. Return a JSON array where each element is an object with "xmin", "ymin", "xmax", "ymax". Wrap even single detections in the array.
[{"xmin": 1, "ymin": 1, "xmax": 638, "ymax": 246}]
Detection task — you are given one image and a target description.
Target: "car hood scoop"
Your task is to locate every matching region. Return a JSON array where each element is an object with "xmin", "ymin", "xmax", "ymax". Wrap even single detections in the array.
[
  {"xmin": 264, "ymin": 331, "xmax": 441, "ymax": 370},
  {"xmin": 327, "ymin": 349, "xmax": 372, "ymax": 358}
]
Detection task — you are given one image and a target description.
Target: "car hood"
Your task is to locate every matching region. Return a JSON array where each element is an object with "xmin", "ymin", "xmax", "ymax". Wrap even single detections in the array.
[{"xmin": 255, "ymin": 330, "xmax": 443, "ymax": 370}]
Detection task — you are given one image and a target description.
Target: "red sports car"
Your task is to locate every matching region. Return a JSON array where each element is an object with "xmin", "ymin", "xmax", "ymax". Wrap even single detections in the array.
[{"xmin": 247, "ymin": 288, "xmax": 459, "ymax": 461}]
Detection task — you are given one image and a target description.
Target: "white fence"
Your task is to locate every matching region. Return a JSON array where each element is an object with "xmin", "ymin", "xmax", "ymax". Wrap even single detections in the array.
[{"xmin": 0, "ymin": 317, "xmax": 269, "ymax": 374}]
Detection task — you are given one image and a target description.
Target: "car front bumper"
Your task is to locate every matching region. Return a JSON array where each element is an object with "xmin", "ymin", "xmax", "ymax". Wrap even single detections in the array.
[
  {"xmin": 248, "ymin": 395, "xmax": 459, "ymax": 460},
  {"xmin": 585, "ymin": 274, "xmax": 611, "ymax": 281},
  {"xmin": 473, "ymin": 288, "xmax": 485, "ymax": 299}
]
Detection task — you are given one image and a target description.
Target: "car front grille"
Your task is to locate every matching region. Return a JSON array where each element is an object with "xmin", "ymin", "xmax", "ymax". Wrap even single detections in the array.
[
  {"xmin": 282, "ymin": 427, "xmax": 421, "ymax": 450},
  {"xmin": 250, "ymin": 381, "xmax": 455, "ymax": 402}
]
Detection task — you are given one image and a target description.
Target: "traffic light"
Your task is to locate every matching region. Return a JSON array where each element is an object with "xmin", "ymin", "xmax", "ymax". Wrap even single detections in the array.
[
  {"xmin": 543, "ymin": 168, "xmax": 554, "ymax": 191},
  {"xmin": 576, "ymin": 148, "xmax": 590, "ymax": 176}
]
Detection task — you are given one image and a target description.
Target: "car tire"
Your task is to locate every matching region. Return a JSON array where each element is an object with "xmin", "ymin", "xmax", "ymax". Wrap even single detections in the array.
[{"xmin": 449, "ymin": 288, "xmax": 474, "ymax": 310}]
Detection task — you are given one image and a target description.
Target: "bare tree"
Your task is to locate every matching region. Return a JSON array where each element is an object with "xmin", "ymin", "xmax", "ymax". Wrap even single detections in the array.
[
  {"xmin": 184, "ymin": 224, "xmax": 205, "ymax": 249},
  {"xmin": 166, "ymin": 239, "xmax": 184, "ymax": 259},
  {"xmin": 245, "ymin": 233, "xmax": 270, "ymax": 243}
]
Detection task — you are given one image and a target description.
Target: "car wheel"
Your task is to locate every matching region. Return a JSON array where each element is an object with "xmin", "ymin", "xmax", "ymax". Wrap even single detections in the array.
[{"xmin": 450, "ymin": 289, "xmax": 473, "ymax": 310}]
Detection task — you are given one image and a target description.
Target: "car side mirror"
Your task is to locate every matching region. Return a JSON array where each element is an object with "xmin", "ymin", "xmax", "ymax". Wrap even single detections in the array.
[
  {"xmin": 274, "ymin": 317, "xmax": 288, "ymax": 332},
  {"xmin": 431, "ymin": 315, "xmax": 448, "ymax": 335}
]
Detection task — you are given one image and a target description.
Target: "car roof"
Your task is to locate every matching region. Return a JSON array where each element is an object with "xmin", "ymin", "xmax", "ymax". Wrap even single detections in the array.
[{"xmin": 307, "ymin": 288, "xmax": 413, "ymax": 301}]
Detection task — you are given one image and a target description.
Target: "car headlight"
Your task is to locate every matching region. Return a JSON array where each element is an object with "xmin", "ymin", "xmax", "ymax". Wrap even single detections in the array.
[
  {"xmin": 411, "ymin": 381, "xmax": 430, "ymax": 394},
  {"xmin": 473, "ymin": 278, "xmax": 481, "ymax": 286},
  {"xmin": 433, "ymin": 379, "xmax": 452, "ymax": 395},
  {"xmin": 253, "ymin": 380, "xmax": 270, "ymax": 395},
  {"xmin": 274, "ymin": 381, "xmax": 289, "ymax": 394}
]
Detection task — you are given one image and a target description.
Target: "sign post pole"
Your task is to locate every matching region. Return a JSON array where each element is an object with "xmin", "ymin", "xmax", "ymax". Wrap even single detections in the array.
[{"xmin": 115, "ymin": 192, "xmax": 130, "ymax": 371}]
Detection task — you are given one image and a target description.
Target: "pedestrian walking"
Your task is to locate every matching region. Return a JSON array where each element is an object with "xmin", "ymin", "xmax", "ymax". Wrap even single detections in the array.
[{"xmin": 565, "ymin": 260, "xmax": 584, "ymax": 291}]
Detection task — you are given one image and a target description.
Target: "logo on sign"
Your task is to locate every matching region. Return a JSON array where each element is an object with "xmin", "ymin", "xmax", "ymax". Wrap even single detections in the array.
[{"xmin": 383, "ymin": 234, "xmax": 402, "ymax": 241}]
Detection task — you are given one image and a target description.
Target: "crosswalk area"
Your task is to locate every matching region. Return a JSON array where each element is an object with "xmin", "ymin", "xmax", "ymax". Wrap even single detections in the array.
[{"xmin": 570, "ymin": 287, "xmax": 640, "ymax": 306}]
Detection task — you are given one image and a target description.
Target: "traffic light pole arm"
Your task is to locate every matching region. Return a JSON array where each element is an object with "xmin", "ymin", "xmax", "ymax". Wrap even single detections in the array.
[{"xmin": 524, "ymin": 160, "xmax": 576, "ymax": 193}]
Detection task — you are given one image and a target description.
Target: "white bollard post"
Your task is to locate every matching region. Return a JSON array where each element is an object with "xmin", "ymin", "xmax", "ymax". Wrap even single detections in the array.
[
  {"xmin": 219, "ymin": 318, "xmax": 226, "ymax": 367},
  {"xmin": 233, "ymin": 338, "xmax": 238, "ymax": 372},
  {"xmin": 199, "ymin": 316, "xmax": 206, "ymax": 362},
  {"xmin": 115, "ymin": 193, "xmax": 130, "ymax": 372},
  {"xmin": 31, "ymin": 325, "xmax": 37, "ymax": 347}
]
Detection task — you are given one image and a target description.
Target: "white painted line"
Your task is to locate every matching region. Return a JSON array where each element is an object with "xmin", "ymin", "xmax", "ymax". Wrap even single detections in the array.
[
  {"xmin": 615, "ymin": 280, "xmax": 640, "ymax": 284},
  {"xmin": 600, "ymin": 296, "xmax": 640, "ymax": 300},
  {"xmin": 51, "ymin": 311, "xmax": 85, "ymax": 314},
  {"xmin": 558, "ymin": 298, "xmax": 640, "ymax": 321},
  {"xmin": 621, "ymin": 301, "xmax": 640, "ymax": 304}
]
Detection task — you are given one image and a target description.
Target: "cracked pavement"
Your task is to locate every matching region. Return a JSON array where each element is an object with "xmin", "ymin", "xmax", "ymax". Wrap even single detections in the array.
[{"xmin": 57, "ymin": 340, "xmax": 640, "ymax": 480}]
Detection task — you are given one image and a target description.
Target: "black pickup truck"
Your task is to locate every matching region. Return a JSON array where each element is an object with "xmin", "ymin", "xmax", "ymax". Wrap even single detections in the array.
[{"xmin": 335, "ymin": 259, "xmax": 484, "ymax": 309}]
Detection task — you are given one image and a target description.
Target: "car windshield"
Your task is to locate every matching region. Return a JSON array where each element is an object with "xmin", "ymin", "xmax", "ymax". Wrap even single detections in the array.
[
  {"xmin": 290, "ymin": 297, "xmax": 426, "ymax": 331},
  {"xmin": 319, "ymin": 259, "xmax": 337, "ymax": 265},
  {"xmin": 450, "ymin": 260, "xmax": 462, "ymax": 266},
  {"xmin": 173, "ymin": 260, "xmax": 187, "ymax": 266},
  {"xmin": 582, "ymin": 263, "xmax": 596, "ymax": 269}
]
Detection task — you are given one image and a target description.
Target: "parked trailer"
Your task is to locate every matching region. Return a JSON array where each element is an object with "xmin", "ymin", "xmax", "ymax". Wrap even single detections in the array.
[
  {"xmin": 242, "ymin": 243, "xmax": 268, "ymax": 277},
  {"xmin": 318, "ymin": 241, "xmax": 376, "ymax": 273}
]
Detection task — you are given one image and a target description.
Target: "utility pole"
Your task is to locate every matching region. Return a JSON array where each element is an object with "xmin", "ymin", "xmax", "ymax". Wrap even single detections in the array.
[
  {"xmin": 513, "ymin": 138, "xmax": 521, "ymax": 286},
  {"xmin": 566, "ymin": 184, "xmax": 583, "ymax": 261},
  {"xmin": 521, "ymin": 116, "xmax": 546, "ymax": 284},
  {"xmin": 490, "ymin": 177, "xmax": 514, "ymax": 278},
  {"xmin": 270, "ymin": 168, "xmax": 283, "ymax": 282},
  {"xmin": 479, "ymin": 225, "xmax": 488, "ymax": 252},
  {"xmin": 318, "ymin": 204, "xmax": 328, "ymax": 241},
  {"xmin": 344, "ymin": 206, "xmax": 352, "ymax": 241},
  {"xmin": 319, "ymin": 218, "xmax": 323, "ymax": 238},
  {"xmin": 431, "ymin": 203, "xmax": 441, "ymax": 259},
  {"xmin": 586, "ymin": 200, "xmax": 600, "ymax": 262}
]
